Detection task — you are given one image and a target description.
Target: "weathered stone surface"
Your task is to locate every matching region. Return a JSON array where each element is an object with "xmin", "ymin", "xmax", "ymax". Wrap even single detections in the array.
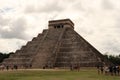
[{"xmin": 2, "ymin": 19, "xmax": 110, "ymax": 68}]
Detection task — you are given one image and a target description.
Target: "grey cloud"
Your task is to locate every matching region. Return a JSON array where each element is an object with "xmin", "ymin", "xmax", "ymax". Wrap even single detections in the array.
[
  {"xmin": 116, "ymin": 16, "xmax": 120, "ymax": 28},
  {"xmin": 3, "ymin": 7, "xmax": 14, "ymax": 12},
  {"xmin": 0, "ymin": 7, "xmax": 14, "ymax": 13},
  {"xmin": 102, "ymin": 37, "xmax": 120, "ymax": 54},
  {"xmin": 25, "ymin": 5, "xmax": 36, "ymax": 13},
  {"xmin": 71, "ymin": 1, "xmax": 85, "ymax": 11},
  {"xmin": 76, "ymin": 27, "xmax": 94, "ymax": 35},
  {"xmin": 0, "ymin": 18, "xmax": 29, "ymax": 40},
  {"xmin": 112, "ymin": 16, "xmax": 120, "ymax": 36},
  {"xmin": 102, "ymin": 0, "xmax": 114, "ymax": 10},
  {"xmin": 25, "ymin": 1, "xmax": 64, "ymax": 13},
  {"xmin": 0, "ymin": 15, "xmax": 10, "ymax": 26},
  {"xmin": 0, "ymin": 9, "xmax": 4, "ymax": 13}
]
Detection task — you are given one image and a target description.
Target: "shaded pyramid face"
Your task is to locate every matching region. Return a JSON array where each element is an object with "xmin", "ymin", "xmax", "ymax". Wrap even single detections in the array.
[{"xmin": 2, "ymin": 19, "xmax": 109, "ymax": 68}]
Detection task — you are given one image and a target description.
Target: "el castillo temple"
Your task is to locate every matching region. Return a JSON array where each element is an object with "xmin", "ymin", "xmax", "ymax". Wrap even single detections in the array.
[{"xmin": 2, "ymin": 19, "xmax": 110, "ymax": 69}]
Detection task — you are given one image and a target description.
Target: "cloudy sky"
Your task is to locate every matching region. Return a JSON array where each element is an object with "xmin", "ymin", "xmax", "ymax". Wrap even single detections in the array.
[{"xmin": 0, "ymin": 0, "xmax": 120, "ymax": 55}]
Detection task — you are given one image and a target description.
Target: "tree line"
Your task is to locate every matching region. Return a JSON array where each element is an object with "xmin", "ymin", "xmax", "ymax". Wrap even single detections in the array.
[
  {"xmin": 0, "ymin": 52, "xmax": 14, "ymax": 63},
  {"xmin": 104, "ymin": 54, "xmax": 120, "ymax": 65}
]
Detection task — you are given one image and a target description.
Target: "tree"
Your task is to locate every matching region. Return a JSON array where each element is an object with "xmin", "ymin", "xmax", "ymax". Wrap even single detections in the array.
[
  {"xmin": 103, "ymin": 54, "xmax": 120, "ymax": 65},
  {"xmin": 0, "ymin": 52, "xmax": 14, "ymax": 63}
]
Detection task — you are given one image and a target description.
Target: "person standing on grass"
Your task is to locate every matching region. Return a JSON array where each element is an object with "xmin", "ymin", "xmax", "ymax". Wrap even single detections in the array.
[
  {"xmin": 100, "ymin": 66, "xmax": 104, "ymax": 74},
  {"xmin": 104, "ymin": 66, "xmax": 109, "ymax": 75},
  {"xmin": 116, "ymin": 65, "xmax": 120, "ymax": 76},
  {"xmin": 97, "ymin": 65, "xmax": 100, "ymax": 74},
  {"xmin": 70, "ymin": 64, "xmax": 73, "ymax": 71},
  {"xmin": 0, "ymin": 64, "xmax": 5, "ymax": 71},
  {"xmin": 6, "ymin": 65, "xmax": 9, "ymax": 71},
  {"xmin": 109, "ymin": 65, "xmax": 113, "ymax": 76},
  {"xmin": 77, "ymin": 64, "xmax": 80, "ymax": 72},
  {"xmin": 113, "ymin": 65, "xmax": 117, "ymax": 76}
]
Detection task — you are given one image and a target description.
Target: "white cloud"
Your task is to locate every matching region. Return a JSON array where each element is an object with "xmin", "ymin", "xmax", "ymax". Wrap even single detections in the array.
[
  {"xmin": 25, "ymin": 1, "xmax": 64, "ymax": 13},
  {"xmin": 0, "ymin": 17, "xmax": 29, "ymax": 39},
  {"xmin": 0, "ymin": 15, "xmax": 10, "ymax": 26},
  {"xmin": 0, "ymin": 39, "xmax": 26, "ymax": 53},
  {"xmin": 0, "ymin": 0, "xmax": 120, "ymax": 55},
  {"xmin": 102, "ymin": 0, "xmax": 114, "ymax": 10}
]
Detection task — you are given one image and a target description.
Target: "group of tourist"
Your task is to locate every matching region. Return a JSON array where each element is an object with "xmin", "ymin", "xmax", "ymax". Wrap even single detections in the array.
[
  {"xmin": 70, "ymin": 64, "xmax": 80, "ymax": 71},
  {"xmin": 0, "ymin": 64, "xmax": 18, "ymax": 71},
  {"xmin": 97, "ymin": 65, "xmax": 120, "ymax": 76}
]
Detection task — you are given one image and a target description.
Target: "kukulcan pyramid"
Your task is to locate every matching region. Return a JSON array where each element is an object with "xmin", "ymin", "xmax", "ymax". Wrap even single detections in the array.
[{"xmin": 2, "ymin": 19, "xmax": 109, "ymax": 68}]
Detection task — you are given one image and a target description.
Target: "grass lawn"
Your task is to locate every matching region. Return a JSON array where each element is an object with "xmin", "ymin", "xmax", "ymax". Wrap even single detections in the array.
[{"xmin": 0, "ymin": 68, "xmax": 120, "ymax": 80}]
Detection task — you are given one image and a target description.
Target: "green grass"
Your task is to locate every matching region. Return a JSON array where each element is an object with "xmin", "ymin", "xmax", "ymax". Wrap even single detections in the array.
[{"xmin": 0, "ymin": 68, "xmax": 120, "ymax": 80}]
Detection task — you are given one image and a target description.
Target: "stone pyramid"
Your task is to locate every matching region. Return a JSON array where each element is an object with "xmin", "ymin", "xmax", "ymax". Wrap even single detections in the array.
[{"xmin": 2, "ymin": 19, "xmax": 109, "ymax": 68}]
